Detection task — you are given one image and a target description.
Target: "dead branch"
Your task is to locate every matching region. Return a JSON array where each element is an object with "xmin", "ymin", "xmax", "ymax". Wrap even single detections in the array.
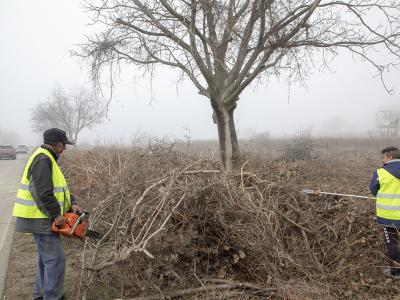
[{"xmin": 116, "ymin": 281, "xmax": 276, "ymax": 300}]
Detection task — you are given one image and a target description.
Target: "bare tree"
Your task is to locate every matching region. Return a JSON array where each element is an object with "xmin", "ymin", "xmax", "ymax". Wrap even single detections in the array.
[
  {"xmin": 78, "ymin": 0, "xmax": 400, "ymax": 172},
  {"xmin": 31, "ymin": 86, "xmax": 106, "ymax": 145}
]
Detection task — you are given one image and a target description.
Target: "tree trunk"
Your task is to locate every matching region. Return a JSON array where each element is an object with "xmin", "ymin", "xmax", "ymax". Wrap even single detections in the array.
[
  {"xmin": 68, "ymin": 131, "xmax": 78, "ymax": 146},
  {"xmin": 213, "ymin": 102, "xmax": 240, "ymax": 173},
  {"xmin": 73, "ymin": 132, "xmax": 78, "ymax": 146}
]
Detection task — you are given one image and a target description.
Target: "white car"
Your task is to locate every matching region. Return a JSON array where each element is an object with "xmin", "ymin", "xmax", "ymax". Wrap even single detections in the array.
[
  {"xmin": 16, "ymin": 145, "xmax": 28, "ymax": 154},
  {"xmin": 0, "ymin": 145, "xmax": 17, "ymax": 159}
]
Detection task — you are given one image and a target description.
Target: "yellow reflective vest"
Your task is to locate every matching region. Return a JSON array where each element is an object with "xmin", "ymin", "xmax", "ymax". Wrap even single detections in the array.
[
  {"xmin": 376, "ymin": 168, "xmax": 400, "ymax": 221},
  {"xmin": 13, "ymin": 147, "xmax": 71, "ymax": 218}
]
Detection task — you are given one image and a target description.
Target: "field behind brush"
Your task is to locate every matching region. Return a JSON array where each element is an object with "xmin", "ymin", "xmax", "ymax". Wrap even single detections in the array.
[{"xmin": 4, "ymin": 137, "xmax": 400, "ymax": 299}]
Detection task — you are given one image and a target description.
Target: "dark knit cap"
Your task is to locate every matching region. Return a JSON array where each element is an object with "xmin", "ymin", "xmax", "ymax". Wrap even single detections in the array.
[{"xmin": 43, "ymin": 128, "xmax": 74, "ymax": 145}]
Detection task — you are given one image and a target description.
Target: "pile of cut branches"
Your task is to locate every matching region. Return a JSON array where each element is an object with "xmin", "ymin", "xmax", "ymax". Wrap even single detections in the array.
[{"xmin": 61, "ymin": 144, "xmax": 396, "ymax": 299}]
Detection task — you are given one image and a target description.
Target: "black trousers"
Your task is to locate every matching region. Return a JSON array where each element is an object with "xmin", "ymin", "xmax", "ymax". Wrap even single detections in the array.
[{"xmin": 383, "ymin": 226, "xmax": 400, "ymax": 274}]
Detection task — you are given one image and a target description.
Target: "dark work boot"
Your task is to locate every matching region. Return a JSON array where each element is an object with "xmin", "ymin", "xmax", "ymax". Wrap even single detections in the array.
[{"xmin": 382, "ymin": 267, "xmax": 400, "ymax": 279}]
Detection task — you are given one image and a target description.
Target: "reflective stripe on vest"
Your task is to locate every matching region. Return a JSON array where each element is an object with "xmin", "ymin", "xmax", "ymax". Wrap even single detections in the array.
[
  {"xmin": 19, "ymin": 183, "xmax": 70, "ymax": 194},
  {"xmin": 12, "ymin": 147, "xmax": 72, "ymax": 219},
  {"xmin": 15, "ymin": 198, "xmax": 65, "ymax": 207},
  {"xmin": 376, "ymin": 168, "xmax": 400, "ymax": 221}
]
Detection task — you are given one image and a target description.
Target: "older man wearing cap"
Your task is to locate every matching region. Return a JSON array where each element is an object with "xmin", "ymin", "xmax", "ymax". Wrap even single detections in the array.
[{"xmin": 13, "ymin": 128, "xmax": 83, "ymax": 300}]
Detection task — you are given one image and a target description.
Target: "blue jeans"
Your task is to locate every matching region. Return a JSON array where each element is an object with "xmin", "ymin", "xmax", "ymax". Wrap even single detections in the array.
[{"xmin": 32, "ymin": 233, "xmax": 65, "ymax": 300}]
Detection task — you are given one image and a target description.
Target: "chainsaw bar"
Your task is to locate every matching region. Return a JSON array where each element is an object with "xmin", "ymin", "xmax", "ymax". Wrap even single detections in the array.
[{"xmin": 85, "ymin": 229, "xmax": 103, "ymax": 239}]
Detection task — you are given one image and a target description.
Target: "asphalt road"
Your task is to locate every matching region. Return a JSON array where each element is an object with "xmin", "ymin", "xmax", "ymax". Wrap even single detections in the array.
[{"xmin": 0, "ymin": 154, "xmax": 28, "ymax": 299}]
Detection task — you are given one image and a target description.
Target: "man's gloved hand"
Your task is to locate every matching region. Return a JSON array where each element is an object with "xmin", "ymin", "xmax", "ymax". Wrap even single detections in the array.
[
  {"xmin": 71, "ymin": 204, "xmax": 83, "ymax": 214},
  {"xmin": 54, "ymin": 215, "xmax": 65, "ymax": 228}
]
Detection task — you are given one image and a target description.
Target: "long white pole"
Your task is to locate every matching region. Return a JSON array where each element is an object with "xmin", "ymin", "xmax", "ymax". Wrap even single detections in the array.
[{"xmin": 302, "ymin": 189, "xmax": 376, "ymax": 200}]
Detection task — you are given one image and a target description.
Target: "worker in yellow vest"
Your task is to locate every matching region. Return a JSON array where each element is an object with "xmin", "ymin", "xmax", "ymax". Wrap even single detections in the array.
[
  {"xmin": 13, "ymin": 128, "xmax": 82, "ymax": 300},
  {"xmin": 370, "ymin": 146, "xmax": 400, "ymax": 279}
]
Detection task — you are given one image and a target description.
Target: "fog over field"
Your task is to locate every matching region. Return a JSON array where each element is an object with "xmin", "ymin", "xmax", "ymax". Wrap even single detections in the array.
[{"xmin": 0, "ymin": 0, "xmax": 399, "ymax": 146}]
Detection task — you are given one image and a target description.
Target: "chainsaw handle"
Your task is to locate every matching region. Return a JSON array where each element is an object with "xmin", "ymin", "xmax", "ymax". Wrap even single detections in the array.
[
  {"xmin": 53, "ymin": 215, "xmax": 65, "ymax": 228},
  {"xmin": 69, "ymin": 212, "xmax": 87, "ymax": 235}
]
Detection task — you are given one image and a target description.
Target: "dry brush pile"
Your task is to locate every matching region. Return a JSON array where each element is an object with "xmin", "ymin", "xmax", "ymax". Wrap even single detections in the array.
[{"xmin": 61, "ymin": 143, "xmax": 399, "ymax": 299}]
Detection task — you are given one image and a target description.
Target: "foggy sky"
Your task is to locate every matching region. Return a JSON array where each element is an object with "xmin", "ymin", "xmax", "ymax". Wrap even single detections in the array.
[{"xmin": 0, "ymin": 0, "xmax": 399, "ymax": 146}]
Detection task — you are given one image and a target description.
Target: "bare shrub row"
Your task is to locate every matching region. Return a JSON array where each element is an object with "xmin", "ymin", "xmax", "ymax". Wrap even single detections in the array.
[{"xmin": 61, "ymin": 143, "xmax": 395, "ymax": 299}]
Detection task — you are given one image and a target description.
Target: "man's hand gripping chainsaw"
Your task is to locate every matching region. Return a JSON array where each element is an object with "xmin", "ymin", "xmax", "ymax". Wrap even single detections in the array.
[{"xmin": 51, "ymin": 211, "xmax": 103, "ymax": 239}]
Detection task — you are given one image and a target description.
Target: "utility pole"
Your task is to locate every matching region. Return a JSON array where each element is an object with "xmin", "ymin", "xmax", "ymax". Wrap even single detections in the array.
[{"xmin": 376, "ymin": 111, "xmax": 400, "ymax": 137}]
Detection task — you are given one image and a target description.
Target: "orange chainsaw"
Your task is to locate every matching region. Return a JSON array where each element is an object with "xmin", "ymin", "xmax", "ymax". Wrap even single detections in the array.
[{"xmin": 51, "ymin": 211, "xmax": 103, "ymax": 239}]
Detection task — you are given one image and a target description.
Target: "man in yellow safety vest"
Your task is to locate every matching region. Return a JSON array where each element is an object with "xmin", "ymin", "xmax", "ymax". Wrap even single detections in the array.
[
  {"xmin": 13, "ymin": 128, "xmax": 82, "ymax": 300},
  {"xmin": 370, "ymin": 146, "xmax": 400, "ymax": 279}
]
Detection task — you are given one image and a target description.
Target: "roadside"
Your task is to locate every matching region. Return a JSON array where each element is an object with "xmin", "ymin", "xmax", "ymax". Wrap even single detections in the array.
[
  {"xmin": 0, "ymin": 192, "xmax": 16, "ymax": 300},
  {"xmin": 0, "ymin": 155, "xmax": 27, "ymax": 299}
]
